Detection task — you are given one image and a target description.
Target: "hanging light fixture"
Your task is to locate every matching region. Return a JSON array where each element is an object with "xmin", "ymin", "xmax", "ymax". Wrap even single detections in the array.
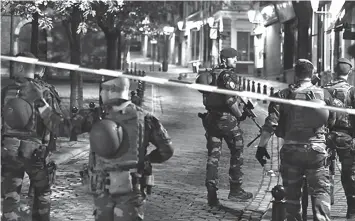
[
  {"xmin": 177, "ymin": 21, "xmax": 184, "ymax": 31},
  {"xmin": 310, "ymin": 0, "xmax": 320, "ymax": 12},
  {"xmin": 248, "ymin": 10, "xmax": 256, "ymax": 23},
  {"xmin": 207, "ymin": 17, "xmax": 214, "ymax": 28}
]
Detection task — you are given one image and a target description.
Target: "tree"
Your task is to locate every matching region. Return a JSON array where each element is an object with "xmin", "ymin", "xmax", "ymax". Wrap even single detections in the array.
[{"xmin": 89, "ymin": 1, "xmax": 178, "ymax": 70}]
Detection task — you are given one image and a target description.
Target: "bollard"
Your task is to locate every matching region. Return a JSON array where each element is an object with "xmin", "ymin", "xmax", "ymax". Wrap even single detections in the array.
[
  {"xmin": 271, "ymin": 185, "xmax": 286, "ymax": 221},
  {"xmin": 247, "ymin": 79, "xmax": 251, "ymax": 91},
  {"xmin": 239, "ymin": 76, "xmax": 242, "ymax": 91},
  {"xmin": 70, "ymin": 106, "xmax": 79, "ymax": 141},
  {"xmin": 270, "ymin": 87, "xmax": 275, "ymax": 96},
  {"xmin": 257, "ymin": 83, "xmax": 261, "ymax": 93},
  {"xmin": 263, "ymin": 85, "xmax": 268, "ymax": 104},
  {"xmin": 252, "ymin": 81, "xmax": 255, "ymax": 92},
  {"xmin": 243, "ymin": 78, "xmax": 246, "ymax": 90},
  {"xmin": 134, "ymin": 63, "xmax": 137, "ymax": 73},
  {"xmin": 159, "ymin": 67, "xmax": 162, "ymax": 72}
]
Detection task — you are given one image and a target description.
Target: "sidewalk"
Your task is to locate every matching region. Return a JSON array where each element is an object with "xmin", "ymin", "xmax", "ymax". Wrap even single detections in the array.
[{"xmin": 129, "ymin": 52, "xmax": 288, "ymax": 93}]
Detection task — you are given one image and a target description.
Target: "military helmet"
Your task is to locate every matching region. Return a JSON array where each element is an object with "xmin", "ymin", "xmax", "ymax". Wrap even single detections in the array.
[
  {"xmin": 3, "ymin": 98, "xmax": 33, "ymax": 129},
  {"xmin": 89, "ymin": 119, "xmax": 124, "ymax": 158},
  {"xmin": 195, "ymin": 71, "xmax": 214, "ymax": 93},
  {"xmin": 101, "ymin": 77, "xmax": 130, "ymax": 102},
  {"xmin": 336, "ymin": 58, "xmax": 353, "ymax": 75}
]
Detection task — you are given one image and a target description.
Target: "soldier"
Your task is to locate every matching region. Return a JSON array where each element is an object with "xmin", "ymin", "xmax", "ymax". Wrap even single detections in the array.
[
  {"xmin": 1, "ymin": 52, "xmax": 66, "ymax": 221},
  {"xmin": 28, "ymin": 65, "xmax": 63, "ymax": 197},
  {"xmin": 72, "ymin": 77, "xmax": 174, "ymax": 220},
  {"xmin": 195, "ymin": 48, "xmax": 252, "ymax": 207},
  {"xmin": 323, "ymin": 58, "xmax": 355, "ymax": 219},
  {"xmin": 256, "ymin": 59, "xmax": 336, "ymax": 220}
]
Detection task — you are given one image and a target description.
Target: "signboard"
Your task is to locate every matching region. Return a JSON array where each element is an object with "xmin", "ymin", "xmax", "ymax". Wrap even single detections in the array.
[
  {"xmin": 260, "ymin": 4, "xmax": 279, "ymax": 27},
  {"xmin": 210, "ymin": 28, "xmax": 218, "ymax": 40},
  {"xmin": 275, "ymin": 1, "xmax": 296, "ymax": 23},
  {"xmin": 150, "ymin": 39, "xmax": 157, "ymax": 44}
]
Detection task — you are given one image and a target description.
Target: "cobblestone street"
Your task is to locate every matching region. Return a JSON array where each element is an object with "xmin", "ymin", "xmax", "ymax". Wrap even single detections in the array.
[{"xmin": 5, "ymin": 63, "xmax": 350, "ymax": 221}]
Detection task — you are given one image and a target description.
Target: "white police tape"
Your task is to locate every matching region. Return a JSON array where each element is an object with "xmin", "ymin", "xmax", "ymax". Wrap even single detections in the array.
[{"xmin": 2, "ymin": 54, "xmax": 355, "ymax": 116}]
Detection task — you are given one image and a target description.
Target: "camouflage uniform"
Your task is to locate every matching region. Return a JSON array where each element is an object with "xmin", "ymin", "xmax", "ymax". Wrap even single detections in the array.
[
  {"xmin": 1, "ymin": 78, "xmax": 64, "ymax": 221},
  {"xmin": 73, "ymin": 98, "xmax": 173, "ymax": 220},
  {"xmin": 27, "ymin": 77, "xmax": 64, "ymax": 197},
  {"xmin": 324, "ymin": 77, "xmax": 355, "ymax": 219},
  {"xmin": 198, "ymin": 65, "xmax": 252, "ymax": 205},
  {"xmin": 262, "ymin": 80, "xmax": 336, "ymax": 220}
]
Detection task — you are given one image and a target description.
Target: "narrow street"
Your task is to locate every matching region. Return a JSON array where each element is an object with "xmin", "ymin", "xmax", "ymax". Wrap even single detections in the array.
[{"xmin": 16, "ymin": 77, "xmax": 273, "ymax": 221}]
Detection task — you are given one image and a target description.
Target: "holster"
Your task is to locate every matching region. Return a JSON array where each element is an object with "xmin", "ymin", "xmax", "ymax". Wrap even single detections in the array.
[
  {"xmin": 18, "ymin": 139, "xmax": 47, "ymax": 161},
  {"xmin": 47, "ymin": 161, "xmax": 57, "ymax": 186}
]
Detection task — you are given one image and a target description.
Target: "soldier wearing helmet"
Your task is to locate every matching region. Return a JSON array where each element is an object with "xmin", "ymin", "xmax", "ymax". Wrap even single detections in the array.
[
  {"xmin": 195, "ymin": 48, "xmax": 252, "ymax": 207},
  {"xmin": 324, "ymin": 58, "xmax": 355, "ymax": 219},
  {"xmin": 72, "ymin": 77, "xmax": 174, "ymax": 221},
  {"xmin": 1, "ymin": 52, "xmax": 66, "ymax": 221},
  {"xmin": 256, "ymin": 59, "xmax": 337, "ymax": 220}
]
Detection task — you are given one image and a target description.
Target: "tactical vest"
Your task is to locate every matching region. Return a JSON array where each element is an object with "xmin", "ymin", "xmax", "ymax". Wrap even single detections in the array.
[
  {"xmin": 93, "ymin": 102, "xmax": 145, "ymax": 171},
  {"xmin": 324, "ymin": 80, "xmax": 353, "ymax": 130},
  {"xmin": 2, "ymin": 83, "xmax": 38, "ymax": 138},
  {"xmin": 204, "ymin": 68, "xmax": 229, "ymax": 111},
  {"xmin": 282, "ymin": 85, "xmax": 329, "ymax": 142}
]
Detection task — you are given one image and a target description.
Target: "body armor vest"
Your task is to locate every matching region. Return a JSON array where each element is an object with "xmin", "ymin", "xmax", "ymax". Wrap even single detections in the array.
[
  {"xmin": 93, "ymin": 102, "xmax": 145, "ymax": 171},
  {"xmin": 2, "ymin": 84, "xmax": 38, "ymax": 138},
  {"xmin": 204, "ymin": 68, "xmax": 229, "ymax": 111},
  {"xmin": 282, "ymin": 85, "xmax": 329, "ymax": 143},
  {"xmin": 324, "ymin": 80, "xmax": 353, "ymax": 130}
]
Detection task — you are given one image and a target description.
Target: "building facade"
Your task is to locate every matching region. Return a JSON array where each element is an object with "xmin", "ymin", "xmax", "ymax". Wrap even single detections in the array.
[
  {"xmin": 142, "ymin": 1, "xmax": 256, "ymax": 74},
  {"xmin": 249, "ymin": 0, "xmax": 355, "ymax": 83}
]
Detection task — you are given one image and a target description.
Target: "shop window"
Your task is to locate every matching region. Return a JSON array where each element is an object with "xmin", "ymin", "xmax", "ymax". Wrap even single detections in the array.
[{"xmin": 237, "ymin": 31, "xmax": 255, "ymax": 61}]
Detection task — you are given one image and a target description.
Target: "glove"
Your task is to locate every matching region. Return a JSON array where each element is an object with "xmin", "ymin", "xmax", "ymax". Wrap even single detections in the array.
[
  {"xmin": 238, "ymin": 111, "xmax": 248, "ymax": 122},
  {"xmin": 18, "ymin": 81, "xmax": 44, "ymax": 104},
  {"xmin": 255, "ymin": 146, "xmax": 270, "ymax": 167}
]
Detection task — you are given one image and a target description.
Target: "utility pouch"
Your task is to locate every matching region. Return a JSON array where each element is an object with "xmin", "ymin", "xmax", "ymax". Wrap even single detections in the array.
[
  {"xmin": 18, "ymin": 140, "xmax": 45, "ymax": 160},
  {"xmin": 2, "ymin": 137, "xmax": 21, "ymax": 159},
  {"xmin": 47, "ymin": 161, "xmax": 57, "ymax": 186},
  {"xmin": 105, "ymin": 171, "xmax": 133, "ymax": 195}
]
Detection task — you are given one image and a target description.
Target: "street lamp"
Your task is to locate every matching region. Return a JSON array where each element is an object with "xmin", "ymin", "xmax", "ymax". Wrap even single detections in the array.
[{"xmin": 162, "ymin": 26, "xmax": 174, "ymax": 72}]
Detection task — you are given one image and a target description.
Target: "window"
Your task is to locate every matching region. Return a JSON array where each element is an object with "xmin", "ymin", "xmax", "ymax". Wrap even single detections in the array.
[
  {"xmin": 237, "ymin": 32, "xmax": 255, "ymax": 61},
  {"xmin": 191, "ymin": 29, "xmax": 200, "ymax": 61}
]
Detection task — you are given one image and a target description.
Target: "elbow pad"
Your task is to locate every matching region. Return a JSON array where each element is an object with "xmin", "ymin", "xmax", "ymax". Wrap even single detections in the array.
[{"xmin": 226, "ymin": 97, "xmax": 242, "ymax": 118}]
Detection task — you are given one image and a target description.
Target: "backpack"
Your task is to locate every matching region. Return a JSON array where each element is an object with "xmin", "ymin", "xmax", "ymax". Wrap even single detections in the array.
[{"xmin": 324, "ymin": 80, "xmax": 353, "ymax": 129}]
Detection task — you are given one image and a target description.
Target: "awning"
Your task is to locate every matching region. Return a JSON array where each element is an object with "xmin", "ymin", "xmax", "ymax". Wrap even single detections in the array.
[{"xmin": 326, "ymin": 1, "xmax": 355, "ymax": 33}]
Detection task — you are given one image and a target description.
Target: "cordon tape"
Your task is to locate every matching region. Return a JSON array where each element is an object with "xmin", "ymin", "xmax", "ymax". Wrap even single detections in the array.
[{"xmin": 2, "ymin": 54, "xmax": 355, "ymax": 116}]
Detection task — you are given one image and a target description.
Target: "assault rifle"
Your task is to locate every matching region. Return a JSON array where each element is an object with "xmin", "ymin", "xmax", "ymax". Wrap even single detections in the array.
[{"xmin": 239, "ymin": 97, "xmax": 263, "ymax": 147}]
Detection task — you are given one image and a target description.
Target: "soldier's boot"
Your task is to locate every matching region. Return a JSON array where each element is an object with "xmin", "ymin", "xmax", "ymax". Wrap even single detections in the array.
[
  {"xmin": 346, "ymin": 196, "xmax": 355, "ymax": 219},
  {"xmin": 228, "ymin": 183, "xmax": 253, "ymax": 202},
  {"xmin": 207, "ymin": 187, "xmax": 220, "ymax": 207}
]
